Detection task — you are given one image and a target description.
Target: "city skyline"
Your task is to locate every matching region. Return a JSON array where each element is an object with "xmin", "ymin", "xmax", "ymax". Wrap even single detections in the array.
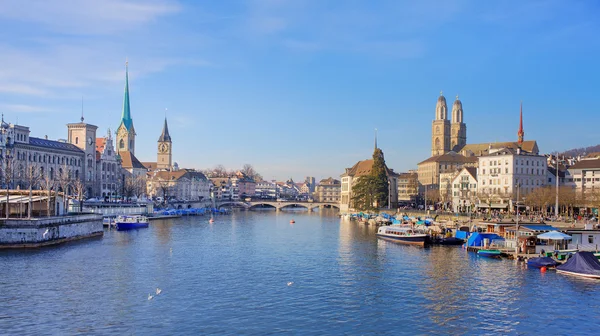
[{"xmin": 0, "ymin": 0, "xmax": 599, "ymax": 181}]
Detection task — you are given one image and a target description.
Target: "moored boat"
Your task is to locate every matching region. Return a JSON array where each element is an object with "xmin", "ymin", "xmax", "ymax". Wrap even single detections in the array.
[
  {"xmin": 115, "ymin": 215, "xmax": 149, "ymax": 231},
  {"xmin": 556, "ymin": 251, "xmax": 600, "ymax": 279},
  {"xmin": 376, "ymin": 225, "xmax": 429, "ymax": 246},
  {"xmin": 477, "ymin": 249, "xmax": 502, "ymax": 258},
  {"xmin": 527, "ymin": 257, "xmax": 559, "ymax": 269}
]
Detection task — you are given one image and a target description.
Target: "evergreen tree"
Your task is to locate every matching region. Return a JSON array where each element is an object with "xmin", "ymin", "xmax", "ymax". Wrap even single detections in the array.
[
  {"xmin": 371, "ymin": 147, "xmax": 389, "ymax": 208},
  {"xmin": 350, "ymin": 147, "xmax": 390, "ymax": 211}
]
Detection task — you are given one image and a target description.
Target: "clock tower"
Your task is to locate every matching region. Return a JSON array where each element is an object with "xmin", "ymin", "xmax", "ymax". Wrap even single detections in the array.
[{"xmin": 157, "ymin": 117, "xmax": 172, "ymax": 170}]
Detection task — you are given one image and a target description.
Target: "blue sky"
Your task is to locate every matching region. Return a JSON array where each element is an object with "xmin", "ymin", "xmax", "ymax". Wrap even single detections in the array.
[{"xmin": 0, "ymin": 0, "xmax": 599, "ymax": 181}]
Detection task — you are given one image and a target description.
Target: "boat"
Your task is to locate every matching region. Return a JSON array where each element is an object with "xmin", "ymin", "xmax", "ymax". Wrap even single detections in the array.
[
  {"xmin": 477, "ymin": 249, "xmax": 502, "ymax": 258},
  {"xmin": 376, "ymin": 225, "xmax": 429, "ymax": 246},
  {"xmin": 556, "ymin": 251, "xmax": 600, "ymax": 279},
  {"xmin": 115, "ymin": 215, "xmax": 149, "ymax": 231},
  {"xmin": 527, "ymin": 257, "xmax": 559, "ymax": 269},
  {"xmin": 435, "ymin": 237, "xmax": 464, "ymax": 246}
]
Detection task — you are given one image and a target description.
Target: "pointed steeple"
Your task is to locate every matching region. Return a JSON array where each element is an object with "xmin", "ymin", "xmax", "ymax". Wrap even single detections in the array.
[
  {"xmin": 158, "ymin": 118, "xmax": 171, "ymax": 142},
  {"xmin": 374, "ymin": 128, "xmax": 378, "ymax": 150},
  {"xmin": 120, "ymin": 60, "xmax": 133, "ymax": 130},
  {"xmin": 517, "ymin": 101, "xmax": 524, "ymax": 144}
]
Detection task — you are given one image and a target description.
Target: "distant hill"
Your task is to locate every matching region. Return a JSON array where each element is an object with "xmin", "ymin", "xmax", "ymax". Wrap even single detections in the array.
[{"xmin": 561, "ymin": 144, "xmax": 600, "ymax": 157}]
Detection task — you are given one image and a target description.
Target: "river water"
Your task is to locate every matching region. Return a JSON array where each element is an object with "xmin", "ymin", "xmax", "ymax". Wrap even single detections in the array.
[{"xmin": 1, "ymin": 210, "xmax": 599, "ymax": 335}]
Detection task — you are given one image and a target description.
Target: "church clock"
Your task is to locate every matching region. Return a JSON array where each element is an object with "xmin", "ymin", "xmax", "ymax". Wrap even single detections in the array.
[{"xmin": 159, "ymin": 143, "xmax": 169, "ymax": 153}]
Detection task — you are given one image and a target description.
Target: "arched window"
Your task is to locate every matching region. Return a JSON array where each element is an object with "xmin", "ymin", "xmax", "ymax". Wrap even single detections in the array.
[
  {"xmin": 119, "ymin": 139, "xmax": 124, "ymax": 149},
  {"xmin": 75, "ymin": 137, "xmax": 79, "ymax": 144},
  {"xmin": 434, "ymin": 138, "xmax": 441, "ymax": 150}
]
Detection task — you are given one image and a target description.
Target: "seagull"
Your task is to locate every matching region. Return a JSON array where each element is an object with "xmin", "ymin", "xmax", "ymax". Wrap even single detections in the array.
[
  {"xmin": 43, "ymin": 229, "xmax": 49, "ymax": 238},
  {"xmin": 287, "ymin": 282, "xmax": 294, "ymax": 287},
  {"xmin": 148, "ymin": 294, "xmax": 154, "ymax": 300},
  {"xmin": 156, "ymin": 288, "xmax": 162, "ymax": 295}
]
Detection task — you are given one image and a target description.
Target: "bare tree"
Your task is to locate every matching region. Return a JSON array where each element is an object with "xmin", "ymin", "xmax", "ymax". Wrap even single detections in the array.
[
  {"xmin": 57, "ymin": 163, "xmax": 72, "ymax": 215},
  {"xmin": 40, "ymin": 171, "xmax": 57, "ymax": 216},
  {"xmin": 241, "ymin": 163, "xmax": 263, "ymax": 181},
  {"xmin": 23, "ymin": 162, "xmax": 43, "ymax": 218},
  {"xmin": 156, "ymin": 178, "xmax": 173, "ymax": 206},
  {"xmin": 72, "ymin": 179, "xmax": 86, "ymax": 212},
  {"xmin": 1, "ymin": 149, "xmax": 16, "ymax": 218}
]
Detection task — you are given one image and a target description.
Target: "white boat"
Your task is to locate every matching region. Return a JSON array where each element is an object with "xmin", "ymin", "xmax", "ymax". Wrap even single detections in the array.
[
  {"xmin": 115, "ymin": 215, "xmax": 149, "ymax": 231},
  {"xmin": 377, "ymin": 225, "xmax": 429, "ymax": 246}
]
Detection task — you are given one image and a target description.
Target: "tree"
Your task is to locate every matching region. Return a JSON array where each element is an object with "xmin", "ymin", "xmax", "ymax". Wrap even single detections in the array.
[
  {"xmin": 351, "ymin": 175, "xmax": 378, "ymax": 211},
  {"xmin": 40, "ymin": 171, "xmax": 57, "ymax": 216},
  {"xmin": 1, "ymin": 149, "xmax": 16, "ymax": 218},
  {"xmin": 57, "ymin": 163, "xmax": 72, "ymax": 215},
  {"xmin": 23, "ymin": 162, "xmax": 43, "ymax": 218},
  {"xmin": 350, "ymin": 147, "xmax": 390, "ymax": 211},
  {"xmin": 72, "ymin": 179, "xmax": 86, "ymax": 212},
  {"xmin": 241, "ymin": 163, "xmax": 263, "ymax": 181},
  {"xmin": 371, "ymin": 147, "xmax": 389, "ymax": 208}
]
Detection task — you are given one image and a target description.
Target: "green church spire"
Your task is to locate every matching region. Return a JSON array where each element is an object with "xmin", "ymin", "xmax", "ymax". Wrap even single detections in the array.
[{"xmin": 120, "ymin": 60, "xmax": 133, "ymax": 130}]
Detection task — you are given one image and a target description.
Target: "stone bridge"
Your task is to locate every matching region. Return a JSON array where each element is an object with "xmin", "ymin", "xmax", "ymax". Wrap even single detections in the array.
[{"xmin": 216, "ymin": 200, "xmax": 340, "ymax": 212}]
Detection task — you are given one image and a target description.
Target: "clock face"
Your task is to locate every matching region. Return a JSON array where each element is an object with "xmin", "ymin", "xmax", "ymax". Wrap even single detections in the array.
[{"xmin": 159, "ymin": 143, "xmax": 168, "ymax": 153}]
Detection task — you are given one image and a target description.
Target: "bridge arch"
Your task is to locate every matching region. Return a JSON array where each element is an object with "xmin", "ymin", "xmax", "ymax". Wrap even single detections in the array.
[
  {"xmin": 217, "ymin": 202, "xmax": 250, "ymax": 209},
  {"xmin": 248, "ymin": 203, "xmax": 278, "ymax": 210}
]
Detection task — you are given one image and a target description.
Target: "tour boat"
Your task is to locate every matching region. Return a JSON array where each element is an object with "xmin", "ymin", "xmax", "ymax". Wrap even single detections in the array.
[
  {"xmin": 477, "ymin": 249, "xmax": 502, "ymax": 258},
  {"xmin": 115, "ymin": 215, "xmax": 149, "ymax": 231},
  {"xmin": 556, "ymin": 252, "xmax": 600, "ymax": 279},
  {"xmin": 376, "ymin": 225, "xmax": 429, "ymax": 246}
]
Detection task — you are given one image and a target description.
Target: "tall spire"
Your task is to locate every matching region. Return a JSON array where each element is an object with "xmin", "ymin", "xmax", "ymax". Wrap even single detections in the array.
[
  {"xmin": 120, "ymin": 59, "xmax": 133, "ymax": 130},
  {"xmin": 374, "ymin": 128, "xmax": 378, "ymax": 150},
  {"xmin": 158, "ymin": 117, "xmax": 171, "ymax": 142},
  {"xmin": 517, "ymin": 101, "xmax": 524, "ymax": 144}
]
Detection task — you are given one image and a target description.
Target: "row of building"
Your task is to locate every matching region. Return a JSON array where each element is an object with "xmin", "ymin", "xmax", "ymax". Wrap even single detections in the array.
[{"xmin": 338, "ymin": 92, "xmax": 600, "ymax": 214}]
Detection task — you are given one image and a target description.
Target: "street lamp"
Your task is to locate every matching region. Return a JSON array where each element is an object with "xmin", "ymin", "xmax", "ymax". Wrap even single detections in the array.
[{"xmin": 515, "ymin": 182, "xmax": 520, "ymax": 257}]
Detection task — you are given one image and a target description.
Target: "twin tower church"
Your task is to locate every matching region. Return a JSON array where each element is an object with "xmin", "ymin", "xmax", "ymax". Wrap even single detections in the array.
[
  {"xmin": 116, "ymin": 62, "xmax": 173, "ymax": 173},
  {"xmin": 431, "ymin": 91, "xmax": 466, "ymax": 156}
]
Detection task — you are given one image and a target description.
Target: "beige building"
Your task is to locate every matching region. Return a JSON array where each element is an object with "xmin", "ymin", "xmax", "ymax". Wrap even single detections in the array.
[
  {"xmin": 431, "ymin": 92, "xmax": 466, "ymax": 156},
  {"xmin": 147, "ymin": 169, "xmax": 211, "ymax": 203},
  {"xmin": 314, "ymin": 177, "xmax": 341, "ymax": 203},
  {"xmin": 417, "ymin": 152, "xmax": 478, "ymax": 187},
  {"xmin": 397, "ymin": 172, "xmax": 419, "ymax": 202}
]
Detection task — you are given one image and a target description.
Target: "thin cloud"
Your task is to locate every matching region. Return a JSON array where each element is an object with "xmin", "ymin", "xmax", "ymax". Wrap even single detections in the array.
[
  {"xmin": 0, "ymin": 104, "xmax": 55, "ymax": 113},
  {"xmin": 0, "ymin": 0, "xmax": 180, "ymax": 35}
]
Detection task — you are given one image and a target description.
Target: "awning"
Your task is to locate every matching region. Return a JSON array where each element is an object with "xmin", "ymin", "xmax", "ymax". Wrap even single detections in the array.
[
  {"xmin": 0, "ymin": 195, "xmax": 49, "ymax": 204},
  {"xmin": 477, "ymin": 203, "xmax": 508, "ymax": 209},
  {"xmin": 537, "ymin": 230, "xmax": 572, "ymax": 240}
]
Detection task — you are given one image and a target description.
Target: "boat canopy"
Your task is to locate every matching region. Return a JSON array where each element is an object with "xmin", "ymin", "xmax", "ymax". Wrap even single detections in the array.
[
  {"xmin": 557, "ymin": 252, "xmax": 600, "ymax": 276},
  {"xmin": 466, "ymin": 232, "xmax": 504, "ymax": 247}
]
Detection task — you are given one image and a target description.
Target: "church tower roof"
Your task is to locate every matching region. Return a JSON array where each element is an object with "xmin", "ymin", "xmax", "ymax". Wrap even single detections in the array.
[
  {"xmin": 435, "ymin": 90, "xmax": 448, "ymax": 120},
  {"xmin": 119, "ymin": 61, "xmax": 133, "ymax": 131},
  {"xmin": 517, "ymin": 101, "xmax": 524, "ymax": 144},
  {"xmin": 158, "ymin": 118, "xmax": 171, "ymax": 142}
]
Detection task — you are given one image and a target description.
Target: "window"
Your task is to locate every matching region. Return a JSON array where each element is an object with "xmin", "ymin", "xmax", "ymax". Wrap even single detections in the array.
[
  {"xmin": 505, "ymin": 168, "xmax": 508, "ymax": 174},
  {"xmin": 589, "ymin": 235, "xmax": 594, "ymax": 244},
  {"xmin": 75, "ymin": 137, "xmax": 79, "ymax": 145}
]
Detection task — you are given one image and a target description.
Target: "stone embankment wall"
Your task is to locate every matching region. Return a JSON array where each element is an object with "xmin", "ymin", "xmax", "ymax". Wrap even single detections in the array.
[{"xmin": 0, "ymin": 214, "xmax": 103, "ymax": 248}]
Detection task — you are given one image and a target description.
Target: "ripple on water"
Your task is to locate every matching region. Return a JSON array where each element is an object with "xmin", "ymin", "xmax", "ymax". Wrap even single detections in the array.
[{"xmin": 1, "ymin": 212, "xmax": 600, "ymax": 335}]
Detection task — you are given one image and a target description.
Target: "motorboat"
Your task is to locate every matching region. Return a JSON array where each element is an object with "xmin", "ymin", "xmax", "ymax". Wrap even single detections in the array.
[
  {"xmin": 477, "ymin": 249, "xmax": 502, "ymax": 258},
  {"xmin": 376, "ymin": 225, "xmax": 429, "ymax": 246},
  {"xmin": 115, "ymin": 215, "xmax": 149, "ymax": 231},
  {"xmin": 527, "ymin": 257, "xmax": 559, "ymax": 269},
  {"xmin": 556, "ymin": 252, "xmax": 600, "ymax": 279}
]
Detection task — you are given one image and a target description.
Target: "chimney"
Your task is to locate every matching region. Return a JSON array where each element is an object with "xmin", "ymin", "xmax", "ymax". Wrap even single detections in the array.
[{"xmin": 45, "ymin": 135, "xmax": 48, "ymax": 140}]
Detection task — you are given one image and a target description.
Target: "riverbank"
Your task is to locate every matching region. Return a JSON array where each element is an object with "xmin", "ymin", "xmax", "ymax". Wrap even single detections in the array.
[{"xmin": 0, "ymin": 214, "xmax": 103, "ymax": 248}]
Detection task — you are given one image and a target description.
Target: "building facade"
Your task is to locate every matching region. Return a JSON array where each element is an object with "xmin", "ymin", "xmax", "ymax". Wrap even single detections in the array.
[
  {"xmin": 147, "ymin": 169, "xmax": 210, "ymax": 202},
  {"xmin": 451, "ymin": 167, "xmax": 478, "ymax": 213},
  {"xmin": 397, "ymin": 172, "xmax": 419, "ymax": 202},
  {"xmin": 96, "ymin": 129, "xmax": 122, "ymax": 200},
  {"xmin": 314, "ymin": 177, "xmax": 341, "ymax": 203}
]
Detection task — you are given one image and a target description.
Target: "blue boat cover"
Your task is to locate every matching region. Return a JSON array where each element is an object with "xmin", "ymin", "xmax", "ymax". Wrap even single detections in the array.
[
  {"xmin": 455, "ymin": 231, "xmax": 470, "ymax": 240},
  {"xmin": 521, "ymin": 225, "xmax": 560, "ymax": 232},
  {"xmin": 527, "ymin": 257, "xmax": 558, "ymax": 268},
  {"xmin": 466, "ymin": 232, "xmax": 504, "ymax": 247},
  {"xmin": 557, "ymin": 252, "xmax": 600, "ymax": 276}
]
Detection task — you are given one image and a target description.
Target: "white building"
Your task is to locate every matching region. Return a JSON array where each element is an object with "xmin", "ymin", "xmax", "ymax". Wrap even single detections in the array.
[
  {"xmin": 147, "ymin": 169, "xmax": 210, "ymax": 202},
  {"xmin": 476, "ymin": 147, "xmax": 547, "ymax": 211},
  {"xmin": 567, "ymin": 158, "xmax": 600, "ymax": 196},
  {"xmin": 95, "ymin": 129, "xmax": 122, "ymax": 200},
  {"xmin": 255, "ymin": 180, "xmax": 277, "ymax": 199},
  {"xmin": 451, "ymin": 167, "xmax": 478, "ymax": 213}
]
